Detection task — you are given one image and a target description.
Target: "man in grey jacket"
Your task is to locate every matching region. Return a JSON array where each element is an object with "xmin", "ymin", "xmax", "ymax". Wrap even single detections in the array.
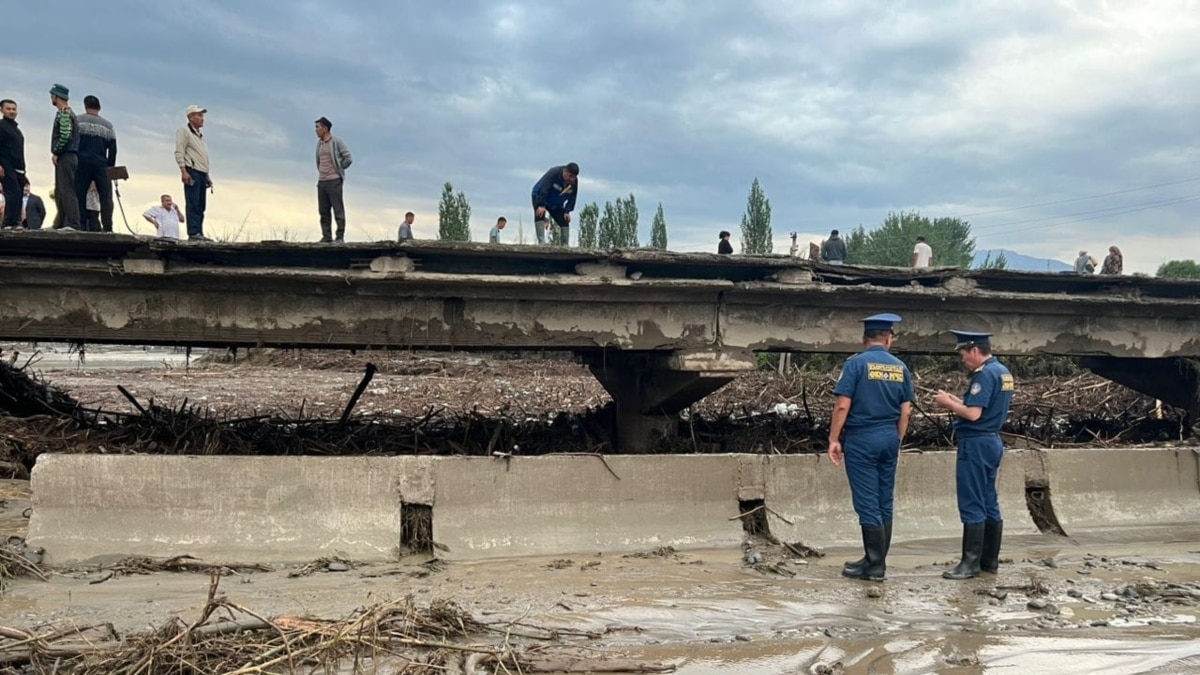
[
  {"xmin": 314, "ymin": 116, "xmax": 353, "ymax": 243},
  {"xmin": 821, "ymin": 229, "xmax": 848, "ymax": 265}
]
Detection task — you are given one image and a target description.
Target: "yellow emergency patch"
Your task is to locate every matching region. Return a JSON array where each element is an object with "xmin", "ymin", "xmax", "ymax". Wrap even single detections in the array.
[
  {"xmin": 1001, "ymin": 374, "xmax": 1014, "ymax": 391},
  {"xmin": 867, "ymin": 363, "xmax": 906, "ymax": 382}
]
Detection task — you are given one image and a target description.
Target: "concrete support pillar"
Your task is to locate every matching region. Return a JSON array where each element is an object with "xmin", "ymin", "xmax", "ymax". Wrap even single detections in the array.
[
  {"xmin": 1081, "ymin": 356, "xmax": 1200, "ymax": 429},
  {"xmin": 583, "ymin": 350, "xmax": 756, "ymax": 453}
]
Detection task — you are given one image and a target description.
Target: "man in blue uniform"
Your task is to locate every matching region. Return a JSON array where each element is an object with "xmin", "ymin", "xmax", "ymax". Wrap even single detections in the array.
[
  {"xmin": 934, "ymin": 330, "xmax": 1015, "ymax": 580},
  {"xmin": 828, "ymin": 313, "xmax": 914, "ymax": 582},
  {"xmin": 531, "ymin": 162, "xmax": 579, "ymax": 246}
]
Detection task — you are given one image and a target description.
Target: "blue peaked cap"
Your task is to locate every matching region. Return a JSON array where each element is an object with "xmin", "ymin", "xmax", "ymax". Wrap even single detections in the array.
[
  {"xmin": 863, "ymin": 313, "xmax": 902, "ymax": 332},
  {"xmin": 951, "ymin": 330, "xmax": 992, "ymax": 348}
]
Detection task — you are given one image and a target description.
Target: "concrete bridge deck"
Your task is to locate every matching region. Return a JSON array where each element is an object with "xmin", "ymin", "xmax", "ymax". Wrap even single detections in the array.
[{"xmin": 1, "ymin": 230, "xmax": 1198, "ymax": 357}]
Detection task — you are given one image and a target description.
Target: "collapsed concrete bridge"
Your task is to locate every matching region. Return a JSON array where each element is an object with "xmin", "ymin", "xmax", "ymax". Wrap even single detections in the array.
[{"xmin": 2, "ymin": 231, "xmax": 1199, "ymax": 450}]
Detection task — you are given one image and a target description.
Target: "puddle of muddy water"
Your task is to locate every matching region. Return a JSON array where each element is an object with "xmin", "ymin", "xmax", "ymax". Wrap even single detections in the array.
[
  {"xmin": 0, "ymin": 480, "xmax": 31, "ymax": 539},
  {"xmin": 621, "ymin": 635, "xmax": 1200, "ymax": 675}
]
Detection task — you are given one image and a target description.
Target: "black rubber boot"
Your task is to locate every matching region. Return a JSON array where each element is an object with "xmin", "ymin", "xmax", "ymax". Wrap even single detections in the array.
[
  {"xmin": 943, "ymin": 523, "xmax": 986, "ymax": 580},
  {"xmin": 980, "ymin": 520, "xmax": 1003, "ymax": 574},
  {"xmin": 842, "ymin": 526, "xmax": 887, "ymax": 582},
  {"xmin": 843, "ymin": 520, "xmax": 892, "ymax": 575}
]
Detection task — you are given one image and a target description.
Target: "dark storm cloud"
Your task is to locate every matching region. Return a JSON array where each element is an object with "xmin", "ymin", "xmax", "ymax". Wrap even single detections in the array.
[{"xmin": 2, "ymin": 1, "xmax": 1197, "ymax": 266}]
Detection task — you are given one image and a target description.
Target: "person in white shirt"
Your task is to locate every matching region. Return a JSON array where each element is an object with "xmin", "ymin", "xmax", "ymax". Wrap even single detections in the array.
[
  {"xmin": 84, "ymin": 181, "xmax": 100, "ymax": 231},
  {"xmin": 142, "ymin": 194, "xmax": 184, "ymax": 239},
  {"xmin": 912, "ymin": 236, "xmax": 933, "ymax": 268}
]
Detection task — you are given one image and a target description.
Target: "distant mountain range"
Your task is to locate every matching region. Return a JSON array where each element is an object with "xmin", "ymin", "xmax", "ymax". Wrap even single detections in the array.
[{"xmin": 973, "ymin": 248, "xmax": 1073, "ymax": 272}]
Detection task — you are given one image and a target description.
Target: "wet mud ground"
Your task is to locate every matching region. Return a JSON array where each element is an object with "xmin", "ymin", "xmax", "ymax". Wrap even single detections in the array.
[
  {"xmin": 3, "ymin": 347, "xmax": 1199, "ymax": 672},
  {"xmin": 2, "ymin": 474, "xmax": 1198, "ymax": 675}
]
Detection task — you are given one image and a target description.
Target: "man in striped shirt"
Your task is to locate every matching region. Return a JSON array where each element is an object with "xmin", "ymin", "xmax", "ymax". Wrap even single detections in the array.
[{"xmin": 75, "ymin": 95, "xmax": 117, "ymax": 232}]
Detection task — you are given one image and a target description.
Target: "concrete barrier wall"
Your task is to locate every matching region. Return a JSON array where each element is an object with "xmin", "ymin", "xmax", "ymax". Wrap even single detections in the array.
[
  {"xmin": 1041, "ymin": 448, "xmax": 1200, "ymax": 532},
  {"xmin": 763, "ymin": 450, "xmax": 1035, "ymax": 546},
  {"xmin": 430, "ymin": 456, "xmax": 744, "ymax": 558},
  {"xmin": 26, "ymin": 449, "xmax": 1198, "ymax": 565},
  {"xmin": 28, "ymin": 454, "xmax": 747, "ymax": 564},
  {"xmin": 28, "ymin": 455, "xmax": 424, "ymax": 565}
]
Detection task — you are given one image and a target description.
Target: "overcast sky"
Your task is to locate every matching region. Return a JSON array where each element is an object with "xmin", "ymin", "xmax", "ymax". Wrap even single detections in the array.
[{"xmin": 3, "ymin": 1, "xmax": 1198, "ymax": 272}]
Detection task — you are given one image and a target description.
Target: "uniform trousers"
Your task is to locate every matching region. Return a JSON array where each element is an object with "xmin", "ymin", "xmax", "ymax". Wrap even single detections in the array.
[
  {"xmin": 843, "ymin": 427, "xmax": 901, "ymax": 527},
  {"xmin": 956, "ymin": 434, "xmax": 1004, "ymax": 524}
]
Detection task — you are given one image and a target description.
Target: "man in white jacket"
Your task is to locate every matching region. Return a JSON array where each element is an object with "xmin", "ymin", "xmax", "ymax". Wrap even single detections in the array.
[{"xmin": 314, "ymin": 116, "xmax": 353, "ymax": 243}]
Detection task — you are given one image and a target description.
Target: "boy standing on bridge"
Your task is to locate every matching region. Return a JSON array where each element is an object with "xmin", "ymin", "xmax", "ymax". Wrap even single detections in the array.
[
  {"xmin": 934, "ymin": 330, "xmax": 1014, "ymax": 580},
  {"xmin": 531, "ymin": 162, "xmax": 578, "ymax": 246},
  {"xmin": 827, "ymin": 313, "xmax": 914, "ymax": 582},
  {"xmin": 489, "ymin": 217, "xmax": 506, "ymax": 244}
]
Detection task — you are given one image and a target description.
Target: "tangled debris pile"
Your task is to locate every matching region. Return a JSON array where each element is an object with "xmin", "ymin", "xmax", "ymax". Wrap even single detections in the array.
[
  {"xmin": 0, "ymin": 539, "xmax": 47, "ymax": 590},
  {"xmin": 0, "ymin": 575, "xmax": 673, "ymax": 674},
  {"xmin": 0, "ymin": 353, "xmax": 1190, "ymax": 465}
]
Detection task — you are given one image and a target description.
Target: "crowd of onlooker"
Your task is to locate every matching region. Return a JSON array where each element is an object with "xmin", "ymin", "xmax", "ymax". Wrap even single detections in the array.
[{"xmin": 714, "ymin": 226, "xmax": 1126, "ymax": 276}]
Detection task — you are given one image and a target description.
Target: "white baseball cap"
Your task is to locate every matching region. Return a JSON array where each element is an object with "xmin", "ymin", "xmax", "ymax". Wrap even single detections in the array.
[{"xmin": 185, "ymin": 105, "xmax": 207, "ymax": 115}]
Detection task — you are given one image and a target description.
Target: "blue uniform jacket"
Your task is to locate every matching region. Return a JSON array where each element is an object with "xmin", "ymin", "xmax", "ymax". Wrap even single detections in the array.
[
  {"xmin": 954, "ymin": 357, "xmax": 1014, "ymax": 438},
  {"xmin": 833, "ymin": 346, "xmax": 915, "ymax": 432},
  {"xmin": 531, "ymin": 165, "xmax": 578, "ymax": 213}
]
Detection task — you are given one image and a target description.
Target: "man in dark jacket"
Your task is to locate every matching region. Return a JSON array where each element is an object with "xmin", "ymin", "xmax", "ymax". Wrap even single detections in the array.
[
  {"xmin": 0, "ymin": 99, "xmax": 26, "ymax": 229},
  {"xmin": 718, "ymin": 230, "xmax": 734, "ymax": 254},
  {"xmin": 531, "ymin": 162, "xmax": 578, "ymax": 246},
  {"xmin": 49, "ymin": 83, "xmax": 81, "ymax": 230},
  {"xmin": 21, "ymin": 182, "xmax": 46, "ymax": 229},
  {"xmin": 821, "ymin": 229, "xmax": 847, "ymax": 265},
  {"xmin": 74, "ymin": 95, "xmax": 117, "ymax": 232}
]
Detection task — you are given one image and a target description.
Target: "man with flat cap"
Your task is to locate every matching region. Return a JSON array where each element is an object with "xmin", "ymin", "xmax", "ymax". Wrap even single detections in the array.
[
  {"xmin": 174, "ymin": 105, "xmax": 212, "ymax": 240},
  {"xmin": 827, "ymin": 313, "xmax": 914, "ymax": 582},
  {"xmin": 49, "ymin": 83, "xmax": 81, "ymax": 230},
  {"xmin": 934, "ymin": 330, "xmax": 1014, "ymax": 580}
]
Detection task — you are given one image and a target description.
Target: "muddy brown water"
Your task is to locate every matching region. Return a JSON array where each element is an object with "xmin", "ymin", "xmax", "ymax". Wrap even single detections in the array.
[{"xmin": 2, "ymin": 508, "xmax": 1198, "ymax": 674}]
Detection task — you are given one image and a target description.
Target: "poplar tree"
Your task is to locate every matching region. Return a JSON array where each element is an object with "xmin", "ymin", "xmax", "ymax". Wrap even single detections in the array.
[
  {"xmin": 740, "ymin": 178, "xmax": 772, "ymax": 254},
  {"xmin": 650, "ymin": 202, "xmax": 668, "ymax": 250},
  {"xmin": 598, "ymin": 201, "xmax": 619, "ymax": 248},
  {"xmin": 437, "ymin": 182, "xmax": 472, "ymax": 241},
  {"xmin": 578, "ymin": 203, "xmax": 600, "ymax": 248},
  {"xmin": 616, "ymin": 194, "xmax": 639, "ymax": 247}
]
